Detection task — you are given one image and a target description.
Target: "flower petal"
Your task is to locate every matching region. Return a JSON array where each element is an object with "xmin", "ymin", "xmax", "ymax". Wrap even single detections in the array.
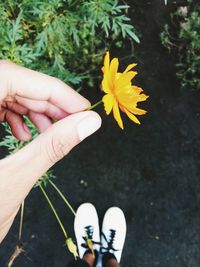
[
  {"xmin": 104, "ymin": 51, "xmax": 110, "ymax": 73},
  {"xmin": 102, "ymin": 74, "xmax": 111, "ymax": 94},
  {"xmin": 109, "ymin": 58, "xmax": 119, "ymax": 81},
  {"xmin": 66, "ymin": 238, "xmax": 79, "ymax": 260},
  {"xmin": 113, "ymin": 99, "xmax": 124, "ymax": 129},
  {"xmin": 102, "ymin": 94, "xmax": 114, "ymax": 115},
  {"xmin": 127, "ymin": 106, "xmax": 147, "ymax": 115},
  {"xmin": 115, "ymin": 71, "xmax": 138, "ymax": 91},
  {"xmin": 123, "ymin": 63, "xmax": 137, "ymax": 73},
  {"xmin": 132, "ymin": 86, "xmax": 143, "ymax": 94},
  {"xmin": 137, "ymin": 93, "xmax": 149, "ymax": 102},
  {"xmin": 123, "ymin": 108, "xmax": 141, "ymax": 125}
]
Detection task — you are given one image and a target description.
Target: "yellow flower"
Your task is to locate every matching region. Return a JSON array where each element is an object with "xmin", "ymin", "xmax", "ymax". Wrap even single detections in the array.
[
  {"xmin": 102, "ymin": 51, "xmax": 149, "ymax": 129},
  {"xmin": 66, "ymin": 238, "xmax": 79, "ymax": 260},
  {"xmin": 86, "ymin": 238, "xmax": 95, "ymax": 257}
]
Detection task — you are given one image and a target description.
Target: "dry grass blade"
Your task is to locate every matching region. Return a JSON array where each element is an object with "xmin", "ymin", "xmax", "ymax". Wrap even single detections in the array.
[{"xmin": 7, "ymin": 245, "xmax": 24, "ymax": 267}]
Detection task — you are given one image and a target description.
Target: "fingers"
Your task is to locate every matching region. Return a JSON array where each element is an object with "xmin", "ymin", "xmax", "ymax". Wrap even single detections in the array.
[
  {"xmin": 1, "ymin": 110, "xmax": 53, "ymax": 138},
  {"xmin": 0, "ymin": 60, "xmax": 90, "ymax": 113},
  {"xmin": 29, "ymin": 111, "xmax": 52, "ymax": 132},
  {"xmin": 16, "ymin": 96, "xmax": 68, "ymax": 120},
  {"xmin": 5, "ymin": 101, "xmax": 28, "ymax": 115},
  {"xmin": 1, "ymin": 111, "xmax": 101, "ymax": 206},
  {"xmin": 5, "ymin": 110, "xmax": 31, "ymax": 141}
]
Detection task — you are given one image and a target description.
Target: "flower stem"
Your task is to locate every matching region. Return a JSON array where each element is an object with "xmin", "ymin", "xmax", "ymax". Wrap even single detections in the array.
[
  {"xmin": 88, "ymin": 100, "xmax": 103, "ymax": 110},
  {"xmin": 49, "ymin": 180, "xmax": 76, "ymax": 216},
  {"xmin": 39, "ymin": 184, "xmax": 68, "ymax": 239}
]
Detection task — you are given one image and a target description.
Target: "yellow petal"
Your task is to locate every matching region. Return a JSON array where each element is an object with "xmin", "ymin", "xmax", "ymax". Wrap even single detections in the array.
[
  {"xmin": 115, "ymin": 71, "xmax": 138, "ymax": 91},
  {"xmin": 102, "ymin": 74, "xmax": 111, "ymax": 94},
  {"xmin": 127, "ymin": 106, "xmax": 147, "ymax": 115},
  {"xmin": 109, "ymin": 58, "xmax": 119, "ymax": 81},
  {"xmin": 132, "ymin": 86, "xmax": 143, "ymax": 94},
  {"xmin": 113, "ymin": 99, "xmax": 124, "ymax": 129},
  {"xmin": 102, "ymin": 94, "xmax": 114, "ymax": 115},
  {"xmin": 66, "ymin": 238, "xmax": 79, "ymax": 260},
  {"xmin": 123, "ymin": 63, "xmax": 137, "ymax": 73},
  {"xmin": 104, "ymin": 51, "xmax": 110, "ymax": 73},
  {"xmin": 124, "ymin": 108, "xmax": 141, "ymax": 125},
  {"xmin": 137, "ymin": 93, "xmax": 149, "ymax": 102},
  {"xmin": 86, "ymin": 238, "xmax": 95, "ymax": 257}
]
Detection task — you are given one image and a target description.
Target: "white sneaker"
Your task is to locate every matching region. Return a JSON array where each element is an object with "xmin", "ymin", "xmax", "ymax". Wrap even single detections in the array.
[
  {"xmin": 100, "ymin": 207, "xmax": 127, "ymax": 263},
  {"xmin": 74, "ymin": 203, "xmax": 100, "ymax": 259}
]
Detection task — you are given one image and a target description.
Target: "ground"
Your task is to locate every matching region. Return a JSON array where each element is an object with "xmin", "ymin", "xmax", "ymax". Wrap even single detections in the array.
[{"xmin": 0, "ymin": 1, "xmax": 200, "ymax": 267}]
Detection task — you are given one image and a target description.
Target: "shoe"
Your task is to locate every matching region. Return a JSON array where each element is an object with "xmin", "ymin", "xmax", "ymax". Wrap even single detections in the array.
[
  {"xmin": 100, "ymin": 207, "xmax": 127, "ymax": 263},
  {"xmin": 74, "ymin": 203, "xmax": 100, "ymax": 259}
]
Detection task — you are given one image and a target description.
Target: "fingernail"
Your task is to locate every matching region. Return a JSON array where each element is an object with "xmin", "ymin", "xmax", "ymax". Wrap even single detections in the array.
[{"xmin": 77, "ymin": 114, "xmax": 101, "ymax": 141}]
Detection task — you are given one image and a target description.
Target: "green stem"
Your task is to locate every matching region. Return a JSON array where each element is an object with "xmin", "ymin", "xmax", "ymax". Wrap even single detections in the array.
[
  {"xmin": 39, "ymin": 184, "xmax": 68, "ymax": 239},
  {"xmin": 49, "ymin": 180, "xmax": 76, "ymax": 216},
  {"xmin": 88, "ymin": 100, "xmax": 103, "ymax": 110}
]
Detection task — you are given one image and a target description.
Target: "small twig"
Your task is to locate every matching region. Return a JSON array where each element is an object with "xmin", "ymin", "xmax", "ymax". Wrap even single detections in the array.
[
  {"xmin": 8, "ymin": 245, "xmax": 24, "ymax": 267},
  {"xmin": 18, "ymin": 201, "xmax": 24, "ymax": 241},
  {"xmin": 7, "ymin": 201, "xmax": 25, "ymax": 267}
]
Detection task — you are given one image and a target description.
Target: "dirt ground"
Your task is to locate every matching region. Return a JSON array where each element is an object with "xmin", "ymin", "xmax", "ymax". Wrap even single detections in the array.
[{"xmin": 0, "ymin": 1, "xmax": 200, "ymax": 267}]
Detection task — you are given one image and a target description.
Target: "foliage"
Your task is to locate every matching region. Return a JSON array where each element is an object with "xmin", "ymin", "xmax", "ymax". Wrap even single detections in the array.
[
  {"xmin": 177, "ymin": 10, "xmax": 200, "ymax": 90},
  {"xmin": 0, "ymin": 0, "xmax": 139, "ymax": 87},
  {"xmin": 0, "ymin": 0, "xmax": 139, "ymax": 184},
  {"xmin": 161, "ymin": 4, "xmax": 200, "ymax": 90}
]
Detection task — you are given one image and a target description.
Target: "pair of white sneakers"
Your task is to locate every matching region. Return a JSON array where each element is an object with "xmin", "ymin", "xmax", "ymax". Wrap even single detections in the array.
[{"xmin": 74, "ymin": 203, "xmax": 127, "ymax": 267}]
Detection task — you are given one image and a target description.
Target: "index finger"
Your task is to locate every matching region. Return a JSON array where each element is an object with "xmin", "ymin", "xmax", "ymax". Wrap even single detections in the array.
[{"xmin": 0, "ymin": 60, "xmax": 90, "ymax": 113}]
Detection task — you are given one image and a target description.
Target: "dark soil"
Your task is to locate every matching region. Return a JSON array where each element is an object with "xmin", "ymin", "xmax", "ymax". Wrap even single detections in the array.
[{"xmin": 0, "ymin": 1, "xmax": 200, "ymax": 267}]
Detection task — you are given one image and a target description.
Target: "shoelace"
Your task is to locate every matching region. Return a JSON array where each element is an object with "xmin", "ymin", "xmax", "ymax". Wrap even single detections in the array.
[
  {"xmin": 100, "ymin": 229, "xmax": 118, "ymax": 254},
  {"xmin": 81, "ymin": 225, "xmax": 101, "ymax": 249}
]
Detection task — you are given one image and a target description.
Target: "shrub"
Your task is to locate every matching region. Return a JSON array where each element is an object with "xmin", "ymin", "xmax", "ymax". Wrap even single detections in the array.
[
  {"xmin": 0, "ymin": 0, "xmax": 139, "ymax": 88},
  {"xmin": 0, "ymin": 0, "xmax": 140, "ymax": 183},
  {"xmin": 160, "ymin": 4, "xmax": 200, "ymax": 90}
]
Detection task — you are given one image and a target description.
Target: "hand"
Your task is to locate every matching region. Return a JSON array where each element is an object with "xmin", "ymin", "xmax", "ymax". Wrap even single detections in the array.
[{"xmin": 0, "ymin": 60, "xmax": 101, "ymax": 243}]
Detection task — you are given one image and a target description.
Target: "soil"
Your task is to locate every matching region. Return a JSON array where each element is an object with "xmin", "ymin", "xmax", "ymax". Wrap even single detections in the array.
[{"xmin": 0, "ymin": 1, "xmax": 200, "ymax": 267}]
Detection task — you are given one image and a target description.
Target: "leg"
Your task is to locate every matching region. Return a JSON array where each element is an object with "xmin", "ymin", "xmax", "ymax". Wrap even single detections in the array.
[
  {"xmin": 66, "ymin": 252, "xmax": 95, "ymax": 267},
  {"xmin": 66, "ymin": 258, "xmax": 91, "ymax": 267},
  {"xmin": 83, "ymin": 252, "xmax": 95, "ymax": 267},
  {"xmin": 102, "ymin": 253, "xmax": 121, "ymax": 267},
  {"xmin": 105, "ymin": 257, "xmax": 121, "ymax": 267}
]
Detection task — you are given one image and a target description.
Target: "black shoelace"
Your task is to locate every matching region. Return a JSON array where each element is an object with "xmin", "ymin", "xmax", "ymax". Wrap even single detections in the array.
[
  {"xmin": 81, "ymin": 225, "xmax": 100, "ymax": 249},
  {"xmin": 100, "ymin": 229, "xmax": 118, "ymax": 254}
]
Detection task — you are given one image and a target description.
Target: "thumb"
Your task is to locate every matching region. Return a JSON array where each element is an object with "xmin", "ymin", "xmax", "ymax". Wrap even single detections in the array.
[{"xmin": 1, "ymin": 111, "xmax": 101, "ymax": 203}]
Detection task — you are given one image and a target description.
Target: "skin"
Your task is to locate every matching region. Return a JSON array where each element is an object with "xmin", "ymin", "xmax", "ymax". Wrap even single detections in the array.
[
  {"xmin": 105, "ymin": 258, "xmax": 121, "ymax": 267},
  {"xmin": 83, "ymin": 253, "xmax": 121, "ymax": 267},
  {"xmin": 0, "ymin": 60, "xmax": 101, "ymax": 243},
  {"xmin": 83, "ymin": 253, "xmax": 95, "ymax": 267}
]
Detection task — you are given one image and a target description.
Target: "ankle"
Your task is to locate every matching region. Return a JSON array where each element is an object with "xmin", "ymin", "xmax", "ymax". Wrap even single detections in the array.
[
  {"xmin": 104, "ymin": 258, "xmax": 120, "ymax": 267},
  {"xmin": 83, "ymin": 251, "xmax": 95, "ymax": 267},
  {"xmin": 103, "ymin": 252, "xmax": 118, "ymax": 267}
]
